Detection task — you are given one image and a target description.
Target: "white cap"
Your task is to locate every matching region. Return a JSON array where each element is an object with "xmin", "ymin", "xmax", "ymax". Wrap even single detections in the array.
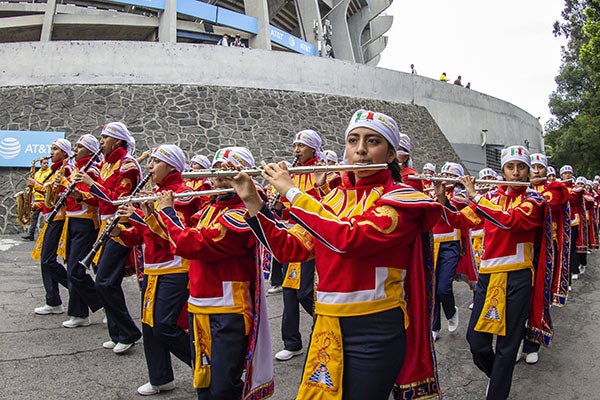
[{"xmin": 441, "ymin": 162, "xmax": 464, "ymax": 177}]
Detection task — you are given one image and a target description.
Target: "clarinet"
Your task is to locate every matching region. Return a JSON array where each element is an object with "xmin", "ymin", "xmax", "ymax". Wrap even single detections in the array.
[
  {"xmin": 46, "ymin": 148, "xmax": 103, "ymax": 224},
  {"xmin": 267, "ymin": 156, "xmax": 299, "ymax": 210},
  {"xmin": 79, "ymin": 172, "xmax": 152, "ymax": 270}
]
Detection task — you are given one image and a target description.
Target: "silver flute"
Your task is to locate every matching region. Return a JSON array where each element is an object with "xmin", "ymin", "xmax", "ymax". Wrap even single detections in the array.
[
  {"xmin": 111, "ymin": 188, "xmax": 235, "ymax": 206},
  {"xmin": 408, "ymin": 174, "xmax": 533, "ymax": 186},
  {"xmin": 182, "ymin": 163, "xmax": 389, "ymax": 179}
]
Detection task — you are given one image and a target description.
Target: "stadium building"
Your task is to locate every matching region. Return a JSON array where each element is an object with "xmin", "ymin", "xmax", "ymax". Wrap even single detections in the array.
[
  {"xmin": 0, "ymin": 0, "xmax": 391, "ymax": 64},
  {"xmin": 0, "ymin": 0, "xmax": 543, "ymax": 233}
]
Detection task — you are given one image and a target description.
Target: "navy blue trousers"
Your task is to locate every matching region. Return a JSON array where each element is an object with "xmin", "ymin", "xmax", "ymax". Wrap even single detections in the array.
[
  {"xmin": 142, "ymin": 273, "xmax": 191, "ymax": 385},
  {"xmin": 467, "ymin": 269, "xmax": 532, "ymax": 400},
  {"xmin": 26, "ymin": 210, "xmax": 41, "ymax": 238},
  {"xmin": 66, "ymin": 218, "xmax": 101, "ymax": 317},
  {"xmin": 432, "ymin": 240, "xmax": 460, "ymax": 331},
  {"xmin": 308, "ymin": 307, "xmax": 406, "ymax": 400},
  {"xmin": 95, "ymin": 238, "xmax": 141, "ymax": 344},
  {"xmin": 270, "ymin": 259, "xmax": 284, "ymax": 287},
  {"xmin": 569, "ymin": 226, "xmax": 580, "ymax": 281},
  {"xmin": 190, "ymin": 313, "xmax": 247, "ymax": 400},
  {"xmin": 40, "ymin": 219, "xmax": 68, "ymax": 306},
  {"xmin": 282, "ymin": 260, "xmax": 314, "ymax": 351}
]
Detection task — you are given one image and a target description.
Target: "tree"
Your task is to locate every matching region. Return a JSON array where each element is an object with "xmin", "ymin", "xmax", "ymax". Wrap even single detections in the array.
[{"xmin": 545, "ymin": 0, "xmax": 600, "ymax": 176}]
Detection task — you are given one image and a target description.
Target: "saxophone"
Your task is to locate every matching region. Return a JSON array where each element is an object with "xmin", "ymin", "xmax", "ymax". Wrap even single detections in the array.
[
  {"xmin": 14, "ymin": 156, "xmax": 50, "ymax": 226},
  {"xmin": 44, "ymin": 156, "xmax": 73, "ymax": 209}
]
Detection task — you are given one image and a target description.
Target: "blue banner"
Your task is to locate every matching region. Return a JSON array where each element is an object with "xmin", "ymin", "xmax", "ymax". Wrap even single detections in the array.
[
  {"xmin": 270, "ymin": 26, "xmax": 316, "ymax": 56},
  {"xmin": 0, "ymin": 131, "xmax": 65, "ymax": 167},
  {"xmin": 176, "ymin": 0, "xmax": 216, "ymax": 22},
  {"xmin": 105, "ymin": 0, "xmax": 165, "ymax": 10}
]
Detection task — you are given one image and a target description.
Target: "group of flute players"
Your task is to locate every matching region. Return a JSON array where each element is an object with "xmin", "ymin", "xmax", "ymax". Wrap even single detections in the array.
[{"xmin": 19, "ymin": 109, "xmax": 599, "ymax": 400}]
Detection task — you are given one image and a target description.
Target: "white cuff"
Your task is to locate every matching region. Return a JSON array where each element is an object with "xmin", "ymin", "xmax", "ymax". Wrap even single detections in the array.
[{"xmin": 285, "ymin": 187, "xmax": 302, "ymax": 204}]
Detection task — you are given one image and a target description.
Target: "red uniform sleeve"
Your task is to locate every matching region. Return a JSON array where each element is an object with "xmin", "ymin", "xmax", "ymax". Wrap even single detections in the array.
[
  {"xmin": 159, "ymin": 206, "xmax": 254, "ymax": 262},
  {"xmin": 288, "ymin": 190, "xmax": 440, "ymax": 257},
  {"xmin": 247, "ymin": 204, "xmax": 316, "ymax": 264},
  {"xmin": 474, "ymin": 194, "xmax": 544, "ymax": 231},
  {"xmin": 117, "ymin": 224, "xmax": 145, "ymax": 247},
  {"xmin": 543, "ymin": 182, "xmax": 570, "ymax": 209},
  {"xmin": 89, "ymin": 166, "xmax": 140, "ymax": 202},
  {"xmin": 440, "ymin": 193, "xmax": 476, "ymax": 229},
  {"xmin": 401, "ymin": 168, "xmax": 424, "ymax": 192}
]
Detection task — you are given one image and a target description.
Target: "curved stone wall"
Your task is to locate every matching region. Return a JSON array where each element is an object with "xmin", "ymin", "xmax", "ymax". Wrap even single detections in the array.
[{"xmin": 0, "ymin": 84, "xmax": 460, "ymax": 234}]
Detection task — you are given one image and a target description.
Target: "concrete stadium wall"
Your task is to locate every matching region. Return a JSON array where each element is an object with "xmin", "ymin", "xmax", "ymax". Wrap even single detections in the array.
[{"xmin": 0, "ymin": 41, "xmax": 544, "ymax": 164}]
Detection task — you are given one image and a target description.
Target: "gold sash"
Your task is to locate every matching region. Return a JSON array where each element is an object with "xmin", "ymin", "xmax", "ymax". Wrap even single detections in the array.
[
  {"xmin": 296, "ymin": 315, "xmax": 343, "ymax": 400},
  {"xmin": 92, "ymin": 219, "xmax": 109, "ymax": 265},
  {"xmin": 31, "ymin": 219, "xmax": 68, "ymax": 261},
  {"xmin": 474, "ymin": 273, "xmax": 507, "ymax": 336},
  {"xmin": 472, "ymin": 236, "xmax": 483, "ymax": 268},
  {"xmin": 432, "ymin": 242, "xmax": 441, "ymax": 269},
  {"xmin": 141, "ymin": 275, "xmax": 158, "ymax": 327},
  {"xmin": 192, "ymin": 313, "xmax": 212, "ymax": 389},
  {"xmin": 282, "ymin": 262, "xmax": 301, "ymax": 290}
]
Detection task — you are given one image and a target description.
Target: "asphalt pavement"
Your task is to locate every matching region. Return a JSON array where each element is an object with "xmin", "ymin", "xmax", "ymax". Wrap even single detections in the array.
[{"xmin": 0, "ymin": 234, "xmax": 597, "ymax": 399}]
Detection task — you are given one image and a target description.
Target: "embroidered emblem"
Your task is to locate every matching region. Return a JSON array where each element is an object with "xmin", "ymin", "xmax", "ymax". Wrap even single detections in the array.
[
  {"xmin": 308, "ymin": 364, "xmax": 334, "ymax": 387},
  {"xmin": 198, "ymin": 328, "xmax": 211, "ymax": 366},
  {"xmin": 484, "ymin": 288, "xmax": 501, "ymax": 321},
  {"xmin": 200, "ymin": 351, "xmax": 210, "ymax": 366},
  {"xmin": 308, "ymin": 337, "xmax": 334, "ymax": 388},
  {"xmin": 289, "ymin": 269, "xmax": 297, "ymax": 279}
]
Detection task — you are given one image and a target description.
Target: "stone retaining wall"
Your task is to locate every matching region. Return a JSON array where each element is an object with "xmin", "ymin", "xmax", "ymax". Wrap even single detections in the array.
[{"xmin": 0, "ymin": 84, "xmax": 461, "ymax": 233}]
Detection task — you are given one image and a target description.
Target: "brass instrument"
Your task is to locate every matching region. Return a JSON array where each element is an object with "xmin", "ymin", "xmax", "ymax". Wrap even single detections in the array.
[
  {"xmin": 182, "ymin": 163, "xmax": 389, "ymax": 179},
  {"xmin": 79, "ymin": 173, "xmax": 152, "ymax": 270},
  {"xmin": 46, "ymin": 148, "xmax": 103, "ymax": 224},
  {"xmin": 110, "ymin": 188, "xmax": 235, "ymax": 206},
  {"xmin": 14, "ymin": 156, "xmax": 51, "ymax": 226},
  {"xmin": 44, "ymin": 155, "xmax": 75, "ymax": 208}
]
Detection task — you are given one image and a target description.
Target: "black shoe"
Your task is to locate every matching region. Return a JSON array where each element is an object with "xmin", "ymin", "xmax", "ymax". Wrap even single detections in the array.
[{"xmin": 21, "ymin": 235, "xmax": 34, "ymax": 241}]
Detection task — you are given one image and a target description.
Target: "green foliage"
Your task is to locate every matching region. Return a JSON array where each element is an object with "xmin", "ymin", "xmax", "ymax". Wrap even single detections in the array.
[{"xmin": 546, "ymin": 0, "xmax": 600, "ymax": 176}]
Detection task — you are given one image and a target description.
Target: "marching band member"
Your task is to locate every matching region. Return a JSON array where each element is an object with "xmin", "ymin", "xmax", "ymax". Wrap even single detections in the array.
[
  {"xmin": 22, "ymin": 157, "xmax": 51, "ymax": 241},
  {"xmin": 231, "ymin": 109, "xmax": 443, "ymax": 400},
  {"xmin": 560, "ymin": 165, "xmax": 587, "ymax": 285},
  {"xmin": 74, "ymin": 122, "xmax": 142, "ymax": 354},
  {"xmin": 455, "ymin": 146, "xmax": 553, "ymax": 400},
  {"xmin": 62, "ymin": 135, "xmax": 103, "ymax": 328},
  {"xmin": 547, "ymin": 166, "xmax": 557, "ymax": 182},
  {"xmin": 593, "ymin": 179, "xmax": 600, "ymax": 245},
  {"xmin": 423, "ymin": 163, "xmax": 436, "ymax": 175},
  {"xmin": 478, "ymin": 168, "xmax": 498, "ymax": 196},
  {"xmin": 422, "ymin": 162, "xmax": 436, "ymax": 193},
  {"xmin": 30, "ymin": 138, "xmax": 73, "ymax": 315},
  {"xmin": 273, "ymin": 130, "xmax": 326, "ymax": 362},
  {"xmin": 470, "ymin": 168, "xmax": 499, "ymax": 274},
  {"xmin": 583, "ymin": 179, "xmax": 599, "ymax": 256},
  {"xmin": 157, "ymin": 146, "xmax": 274, "ymax": 400},
  {"xmin": 323, "ymin": 150, "xmax": 342, "ymax": 189},
  {"xmin": 431, "ymin": 162, "xmax": 466, "ymax": 341},
  {"xmin": 520, "ymin": 153, "xmax": 570, "ymax": 365},
  {"xmin": 324, "ymin": 150, "xmax": 338, "ymax": 165},
  {"xmin": 396, "ymin": 133, "xmax": 423, "ymax": 191},
  {"xmin": 186, "ymin": 154, "xmax": 213, "ymax": 192},
  {"xmin": 114, "ymin": 145, "xmax": 200, "ymax": 396}
]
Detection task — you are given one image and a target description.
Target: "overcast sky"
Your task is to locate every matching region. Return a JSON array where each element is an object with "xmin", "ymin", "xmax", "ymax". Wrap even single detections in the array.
[{"xmin": 378, "ymin": 0, "xmax": 567, "ymax": 127}]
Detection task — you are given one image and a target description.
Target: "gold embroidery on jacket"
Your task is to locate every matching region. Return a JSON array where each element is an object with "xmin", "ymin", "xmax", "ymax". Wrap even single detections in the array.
[{"xmin": 355, "ymin": 205, "xmax": 398, "ymax": 234}]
